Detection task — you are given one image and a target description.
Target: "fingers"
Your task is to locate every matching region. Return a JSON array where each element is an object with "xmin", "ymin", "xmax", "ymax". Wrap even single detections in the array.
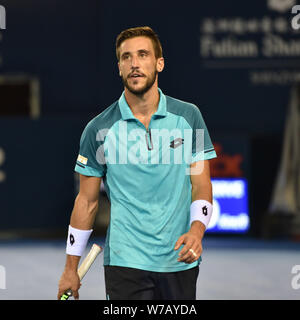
[
  {"xmin": 177, "ymin": 242, "xmax": 202, "ymax": 264},
  {"xmin": 185, "ymin": 247, "xmax": 201, "ymax": 264},
  {"xmin": 175, "ymin": 233, "xmax": 203, "ymax": 264},
  {"xmin": 57, "ymin": 282, "xmax": 67, "ymax": 300},
  {"xmin": 73, "ymin": 289, "xmax": 79, "ymax": 300},
  {"xmin": 72, "ymin": 282, "xmax": 82, "ymax": 300},
  {"xmin": 178, "ymin": 241, "xmax": 193, "ymax": 260},
  {"xmin": 174, "ymin": 235, "xmax": 185, "ymax": 251},
  {"xmin": 57, "ymin": 287, "xmax": 80, "ymax": 300},
  {"xmin": 57, "ymin": 275, "xmax": 81, "ymax": 300},
  {"xmin": 57, "ymin": 289, "xmax": 63, "ymax": 300},
  {"xmin": 178, "ymin": 244, "xmax": 200, "ymax": 263}
]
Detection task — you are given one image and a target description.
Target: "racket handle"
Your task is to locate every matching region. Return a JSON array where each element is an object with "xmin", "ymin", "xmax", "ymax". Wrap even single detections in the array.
[
  {"xmin": 60, "ymin": 289, "xmax": 73, "ymax": 300},
  {"xmin": 59, "ymin": 244, "xmax": 102, "ymax": 300}
]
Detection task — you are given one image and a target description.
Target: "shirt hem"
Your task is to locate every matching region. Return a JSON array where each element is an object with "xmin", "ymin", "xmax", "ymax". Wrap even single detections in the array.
[
  {"xmin": 191, "ymin": 150, "xmax": 217, "ymax": 163},
  {"xmin": 103, "ymin": 260, "xmax": 200, "ymax": 273},
  {"xmin": 74, "ymin": 164, "xmax": 105, "ymax": 177}
]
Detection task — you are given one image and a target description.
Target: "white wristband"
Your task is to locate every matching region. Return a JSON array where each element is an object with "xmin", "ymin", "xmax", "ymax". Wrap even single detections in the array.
[
  {"xmin": 190, "ymin": 200, "xmax": 213, "ymax": 229},
  {"xmin": 66, "ymin": 225, "xmax": 93, "ymax": 256}
]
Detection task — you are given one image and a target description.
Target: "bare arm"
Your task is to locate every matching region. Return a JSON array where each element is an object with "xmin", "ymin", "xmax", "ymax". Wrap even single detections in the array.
[
  {"xmin": 57, "ymin": 174, "xmax": 102, "ymax": 299},
  {"xmin": 70, "ymin": 175, "xmax": 101, "ymax": 229},
  {"xmin": 175, "ymin": 160, "xmax": 213, "ymax": 263}
]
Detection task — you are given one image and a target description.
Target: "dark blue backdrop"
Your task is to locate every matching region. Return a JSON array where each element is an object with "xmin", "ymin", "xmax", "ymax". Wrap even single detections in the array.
[
  {"xmin": 0, "ymin": 0, "xmax": 295, "ymax": 132},
  {"xmin": 0, "ymin": 0, "xmax": 298, "ymax": 233}
]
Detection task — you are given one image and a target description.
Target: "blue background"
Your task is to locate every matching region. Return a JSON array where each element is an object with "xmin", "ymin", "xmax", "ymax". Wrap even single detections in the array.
[{"xmin": 0, "ymin": 0, "xmax": 298, "ymax": 235}]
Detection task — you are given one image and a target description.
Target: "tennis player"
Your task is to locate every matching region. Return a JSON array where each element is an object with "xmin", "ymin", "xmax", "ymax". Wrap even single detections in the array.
[{"xmin": 58, "ymin": 26, "xmax": 216, "ymax": 300}]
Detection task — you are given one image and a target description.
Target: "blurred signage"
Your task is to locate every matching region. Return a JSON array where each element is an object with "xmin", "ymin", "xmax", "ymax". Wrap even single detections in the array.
[
  {"xmin": 208, "ymin": 140, "xmax": 249, "ymax": 233},
  {"xmin": 210, "ymin": 143, "xmax": 244, "ymax": 178},
  {"xmin": 0, "ymin": 5, "xmax": 4, "ymax": 66},
  {"xmin": 291, "ymin": 5, "xmax": 300, "ymax": 30},
  {"xmin": 207, "ymin": 178, "xmax": 250, "ymax": 233},
  {"xmin": 0, "ymin": 5, "xmax": 5, "ymax": 30},
  {"xmin": 200, "ymin": 0, "xmax": 300, "ymax": 85}
]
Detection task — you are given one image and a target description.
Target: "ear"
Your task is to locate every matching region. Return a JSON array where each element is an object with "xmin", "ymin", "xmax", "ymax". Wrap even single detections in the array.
[
  {"xmin": 118, "ymin": 62, "xmax": 122, "ymax": 76},
  {"xmin": 156, "ymin": 57, "xmax": 164, "ymax": 73}
]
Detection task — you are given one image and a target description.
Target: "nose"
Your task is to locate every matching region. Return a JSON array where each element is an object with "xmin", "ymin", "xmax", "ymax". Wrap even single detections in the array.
[{"xmin": 131, "ymin": 54, "xmax": 139, "ymax": 68}]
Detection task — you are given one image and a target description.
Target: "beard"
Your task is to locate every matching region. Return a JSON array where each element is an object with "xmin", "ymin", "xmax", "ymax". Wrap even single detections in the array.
[{"xmin": 122, "ymin": 70, "xmax": 158, "ymax": 96}]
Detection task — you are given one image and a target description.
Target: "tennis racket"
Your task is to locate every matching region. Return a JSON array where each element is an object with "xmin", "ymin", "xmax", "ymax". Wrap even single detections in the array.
[{"xmin": 60, "ymin": 243, "xmax": 103, "ymax": 300}]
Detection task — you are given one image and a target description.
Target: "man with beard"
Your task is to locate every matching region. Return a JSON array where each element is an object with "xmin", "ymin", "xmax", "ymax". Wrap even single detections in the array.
[{"xmin": 58, "ymin": 26, "xmax": 216, "ymax": 300}]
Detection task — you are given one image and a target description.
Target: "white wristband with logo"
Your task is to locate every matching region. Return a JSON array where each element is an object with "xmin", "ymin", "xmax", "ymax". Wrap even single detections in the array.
[
  {"xmin": 190, "ymin": 200, "xmax": 213, "ymax": 229},
  {"xmin": 66, "ymin": 225, "xmax": 93, "ymax": 256}
]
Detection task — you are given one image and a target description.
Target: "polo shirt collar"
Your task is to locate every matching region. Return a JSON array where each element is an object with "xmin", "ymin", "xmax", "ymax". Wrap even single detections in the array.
[{"xmin": 118, "ymin": 87, "xmax": 167, "ymax": 120}]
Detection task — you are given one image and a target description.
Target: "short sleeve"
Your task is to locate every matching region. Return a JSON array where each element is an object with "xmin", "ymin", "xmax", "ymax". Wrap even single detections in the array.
[
  {"xmin": 191, "ymin": 106, "xmax": 217, "ymax": 163},
  {"xmin": 74, "ymin": 121, "xmax": 107, "ymax": 177}
]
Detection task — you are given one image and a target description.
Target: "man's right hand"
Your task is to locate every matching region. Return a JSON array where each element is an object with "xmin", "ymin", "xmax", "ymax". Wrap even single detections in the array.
[{"xmin": 57, "ymin": 269, "xmax": 81, "ymax": 300}]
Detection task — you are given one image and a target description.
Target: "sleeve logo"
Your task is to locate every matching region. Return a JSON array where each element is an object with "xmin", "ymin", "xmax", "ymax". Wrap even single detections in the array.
[
  {"xmin": 77, "ymin": 154, "xmax": 88, "ymax": 165},
  {"xmin": 202, "ymin": 206, "xmax": 208, "ymax": 216}
]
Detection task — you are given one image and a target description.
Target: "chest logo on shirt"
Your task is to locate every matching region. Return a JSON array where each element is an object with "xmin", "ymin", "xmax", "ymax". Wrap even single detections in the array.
[{"xmin": 170, "ymin": 138, "xmax": 184, "ymax": 149}]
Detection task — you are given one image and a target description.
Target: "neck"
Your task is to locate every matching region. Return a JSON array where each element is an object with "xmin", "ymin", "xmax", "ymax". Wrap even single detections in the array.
[{"xmin": 124, "ymin": 83, "xmax": 160, "ymax": 118}]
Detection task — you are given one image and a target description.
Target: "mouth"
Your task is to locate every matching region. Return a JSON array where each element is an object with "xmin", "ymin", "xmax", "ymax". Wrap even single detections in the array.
[{"xmin": 128, "ymin": 73, "xmax": 145, "ymax": 79}]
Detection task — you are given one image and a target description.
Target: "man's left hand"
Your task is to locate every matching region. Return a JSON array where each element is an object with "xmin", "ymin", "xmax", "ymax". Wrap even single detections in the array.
[{"xmin": 174, "ymin": 222, "xmax": 205, "ymax": 264}]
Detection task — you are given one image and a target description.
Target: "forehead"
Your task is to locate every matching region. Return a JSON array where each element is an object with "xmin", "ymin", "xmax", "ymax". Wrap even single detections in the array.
[{"xmin": 119, "ymin": 36, "xmax": 155, "ymax": 54}]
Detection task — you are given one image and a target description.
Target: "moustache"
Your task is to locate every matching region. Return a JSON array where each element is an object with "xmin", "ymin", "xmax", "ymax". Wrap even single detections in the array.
[{"xmin": 127, "ymin": 72, "xmax": 146, "ymax": 78}]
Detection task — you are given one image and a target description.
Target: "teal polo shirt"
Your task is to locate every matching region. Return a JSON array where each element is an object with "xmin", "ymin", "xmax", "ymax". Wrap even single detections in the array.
[{"xmin": 75, "ymin": 88, "xmax": 217, "ymax": 272}]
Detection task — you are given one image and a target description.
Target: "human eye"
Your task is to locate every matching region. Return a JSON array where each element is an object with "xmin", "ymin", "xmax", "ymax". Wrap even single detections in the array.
[
  {"xmin": 122, "ymin": 53, "xmax": 130, "ymax": 60},
  {"xmin": 139, "ymin": 51, "xmax": 148, "ymax": 58}
]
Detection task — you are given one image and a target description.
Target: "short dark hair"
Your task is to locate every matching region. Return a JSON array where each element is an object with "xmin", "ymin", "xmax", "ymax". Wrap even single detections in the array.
[{"xmin": 116, "ymin": 26, "xmax": 163, "ymax": 61}]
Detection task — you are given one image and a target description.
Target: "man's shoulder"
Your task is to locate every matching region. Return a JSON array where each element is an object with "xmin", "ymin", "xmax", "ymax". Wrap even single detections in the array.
[{"xmin": 165, "ymin": 95, "xmax": 201, "ymax": 123}]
